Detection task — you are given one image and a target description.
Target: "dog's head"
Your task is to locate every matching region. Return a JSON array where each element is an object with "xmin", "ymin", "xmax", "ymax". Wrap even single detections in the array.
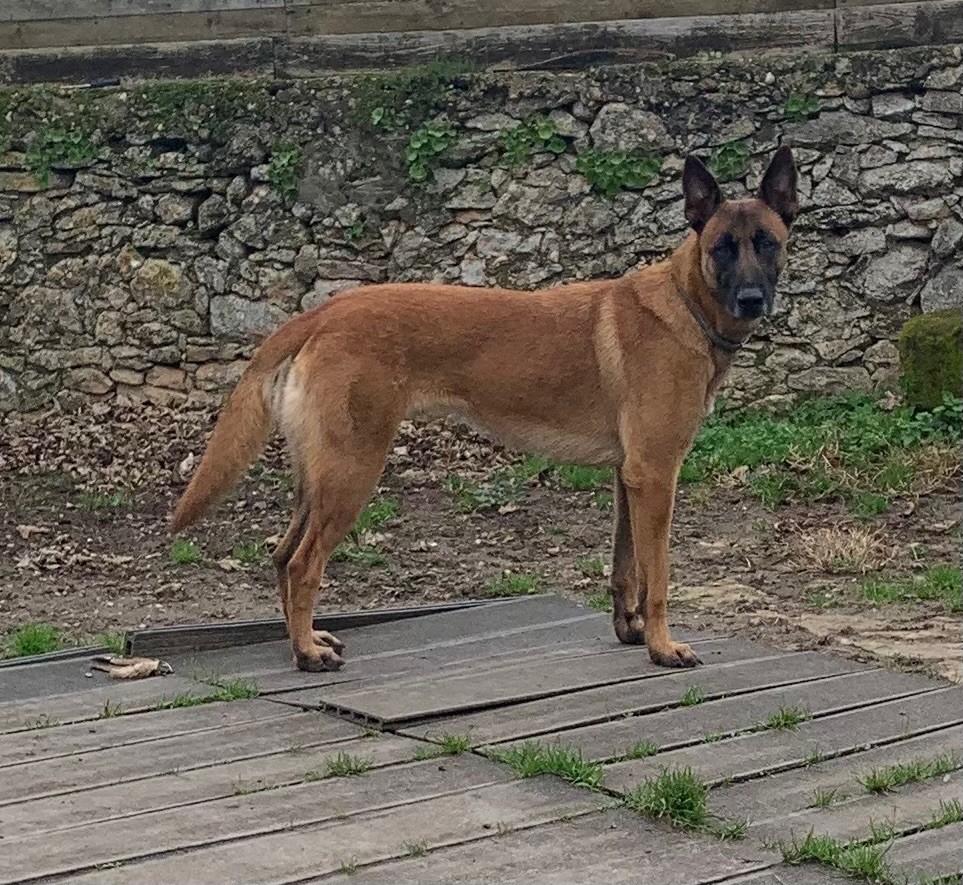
[{"xmin": 682, "ymin": 146, "xmax": 798, "ymax": 321}]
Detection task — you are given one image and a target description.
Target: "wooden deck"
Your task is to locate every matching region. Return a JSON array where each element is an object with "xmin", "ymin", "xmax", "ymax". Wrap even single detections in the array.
[{"xmin": 0, "ymin": 596, "xmax": 960, "ymax": 884}]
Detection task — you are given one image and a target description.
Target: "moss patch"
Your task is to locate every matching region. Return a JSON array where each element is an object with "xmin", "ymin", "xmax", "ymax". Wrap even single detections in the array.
[{"xmin": 898, "ymin": 309, "xmax": 962, "ymax": 410}]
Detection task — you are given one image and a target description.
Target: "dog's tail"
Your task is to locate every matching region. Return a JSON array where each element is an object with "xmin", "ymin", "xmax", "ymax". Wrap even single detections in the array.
[{"xmin": 170, "ymin": 310, "xmax": 318, "ymax": 533}]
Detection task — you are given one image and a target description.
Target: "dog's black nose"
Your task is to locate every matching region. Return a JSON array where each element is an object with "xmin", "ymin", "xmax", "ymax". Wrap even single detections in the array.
[{"xmin": 735, "ymin": 288, "xmax": 766, "ymax": 317}]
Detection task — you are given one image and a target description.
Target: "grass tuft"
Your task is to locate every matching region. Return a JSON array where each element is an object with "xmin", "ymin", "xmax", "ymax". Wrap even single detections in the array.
[
  {"xmin": 860, "ymin": 566, "xmax": 961, "ymax": 613},
  {"xmin": 928, "ymin": 798, "xmax": 963, "ymax": 829},
  {"xmin": 763, "ymin": 705, "xmax": 812, "ymax": 731},
  {"xmin": 679, "ymin": 685, "xmax": 706, "ymax": 707},
  {"xmin": 484, "ymin": 572, "xmax": 539, "ymax": 597},
  {"xmin": 305, "ymin": 752, "xmax": 373, "ymax": 781},
  {"xmin": 810, "ymin": 787, "xmax": 843, "ymax": 808},
  {"xmin": 170, "ymin": 538, "xmax": 203, "ymax": 565},
  {"xmin": 778, "ymin": 831, "xmax": 889, "ymax": 880},
  {"xmin": 576, "ymin": 555, "xmax": 606, "ymax": 578},
  {"xmin": 858, "ymin": 753, "xmax": 959, "ymax": 793},
  {"xmin": 233, "ymin": 540, "xmax": 266, "ymax": 565},
  {"xmin": 4, "ymin": 623, "xmax": 63, "ymax": 657},
  {"xmin": 414, "ymin": 733, "xmax": 472, "ymax": 759},
  {"xmin": 618, "ymin": 739, "xmax": 659, "ymax": 761},
  {"xmin": 403, "ymin": 841, "xmax": 429, "ymax": 858},
  {"xmin": 586, "ymin": 593, "xmax": 613, "ymax": 612},
  {"xmin": 488, "ymin": 741, "xmax": 604, "ymax": 789},
  {"xmin": 624, "ymin": 767, "xmax": 708, "ymax": 829}
]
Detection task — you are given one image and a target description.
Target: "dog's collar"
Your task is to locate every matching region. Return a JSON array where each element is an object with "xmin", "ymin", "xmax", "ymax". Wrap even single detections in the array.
[{"xmin": 674, "ymin": 284, "xmax": 748, "ymax": 355}]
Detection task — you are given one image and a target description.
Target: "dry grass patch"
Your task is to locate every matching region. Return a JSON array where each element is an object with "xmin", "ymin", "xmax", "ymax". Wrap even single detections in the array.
[{"xmin": 797, "ymin": 525, "xmax": 894, "ymax": 575}]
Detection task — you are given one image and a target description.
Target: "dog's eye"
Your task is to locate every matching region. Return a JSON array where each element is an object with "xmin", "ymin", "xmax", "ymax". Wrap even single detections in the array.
[
  {"xmin": 753, "ymin": 231, "xmax": 779, "ymax": 255},
  {"xmin": 711, "ymin": 235, "xmax": 738, "ymax": 261}
]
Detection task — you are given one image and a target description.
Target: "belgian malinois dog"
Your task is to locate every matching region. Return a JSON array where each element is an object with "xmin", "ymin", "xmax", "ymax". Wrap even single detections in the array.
[{"xmin": 172, "ymin": 147, "xmax": 798, "ymax": 672}]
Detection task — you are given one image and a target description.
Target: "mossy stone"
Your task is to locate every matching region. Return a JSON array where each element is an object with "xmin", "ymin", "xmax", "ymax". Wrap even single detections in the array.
[{"xmin": 897, "ymin": 308, "xmax": 962, "ymax": 409}]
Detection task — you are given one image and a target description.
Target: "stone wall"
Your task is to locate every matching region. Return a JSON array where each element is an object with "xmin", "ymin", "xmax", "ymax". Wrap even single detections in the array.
[{"xmin": 1, "ymin": 44, "xmax": 961, "ymax": 415}]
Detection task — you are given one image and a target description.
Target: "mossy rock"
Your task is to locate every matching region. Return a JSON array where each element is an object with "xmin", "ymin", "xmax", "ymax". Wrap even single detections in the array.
[{"xmin": 897, "ymin": 308, "xmax": 962, "ymax": 409}]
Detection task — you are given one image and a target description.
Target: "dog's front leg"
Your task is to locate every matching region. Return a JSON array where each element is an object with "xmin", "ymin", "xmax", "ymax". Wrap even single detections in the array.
[
  {"xmin": 620, "ymin": 460, "xmax": 701, "ymax": 668},
  {"xmin": 610, "ymin": 471, "xmax": 645, "ymax": 644}
]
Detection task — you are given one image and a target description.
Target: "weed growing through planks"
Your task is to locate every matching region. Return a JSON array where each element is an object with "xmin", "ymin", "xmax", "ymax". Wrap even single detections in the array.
[
  {"xmin": 170, "ymin": 538, "xmax": 203, "ymax": 566},
  {"xmin": 805, "ymin": 747, "xmax": 826, "ymax": 767},
  {"xmin": 414, "ymin": 733, "xmax": 472, "ymax": 760},
  {"xmin": 860, "ymin": 566, "xmax": 962, "ymax": 613},
  {"xmin": 24, "ymin": 714, "xmax": 60, "ymax": 730},
  {"xmin": 810, "ymin": 787, "xmax": 843, "ymax": 808},
  {"xmin": 928, "ymin": 799, "xmax": 963, "ymax": 829},
  {"xmin": 586, "ymin": 593, "xmax": 612, "ymax": 612},
  {"xmin": 619, "ymin": 740, "xmax": 659, "ymax": 760},
  {"xmin": 624, "ymin": 767, "xmax": 708, "ymax": 829},
  {"xmin": 403, "ymin": 841, "xmax": 429, "ymax": 857},
  {"xmin": 484, "ymin": 572, "xmax": 539, "ymax": 597},
  {"xmin": 858, "ymin": 753, "xmax": 960, "ymax": 793},
  {"xmin": 338, "ymin": 858, "xmax": 359, "ymax": 875},
  {"xmin": 99, "ymin": 700, "xmax": 123, "ymax": 719},
  {"xmin": 305, "ymin": 752, "xmax": 373, "ymax": 781},
  {"xmin": 232, "ymin": 778, "xmax": 271, "ymax": 796},
  {"xmin": 709, "ymin": 818, "xmax": 749, "ymax": 841},
  {"xmin": 4, "ymin": 622, "xmax": 63, "ymax": 657},
  {"xmin": 153, "ymin": 677, "xmax": 259, "ymax": 711},
  {"xmin": 495, "ymin": 821, "xmax": 513, "ymax": 836},
  {"xmin": 763, "ymin": 705, "xmax": 812, "ymax": 731},
  {"xmin": 679, "ymin": 685, "xmax": 706, "ymax": 707},
  {"xmin": 488, "ymin": 742, "xmax": 604, "ymax": 790},
  {"xmin": 703, "ymin": 732, "xmax": 726, "ymax": 744},
  {"xmin": 778, "ymin": 832, "xmax": 888, "ymax": 881}
]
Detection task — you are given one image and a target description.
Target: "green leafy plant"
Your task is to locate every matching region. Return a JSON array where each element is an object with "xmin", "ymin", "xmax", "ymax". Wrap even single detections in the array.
[
  {"xmin": 406, "ymin": 121, "xmax": 459, "ymax": 182},
  {"xmin": 77, "ymin": 490, "xmax": 131, "ymax": 511},
  {"xmin": 500, "ymin": 116, "xmax": 567, "ymax": 168},
  {"xmin": 858, "ymin": 753, "xmax": 959, "ymax": 793},
  {"xmin": 170, "ymin": 538, "xmax": 203, "ymax": 566},
  {"xmin": 26, "ymin": 126, "xmax": 97, "ymax": 186},
  {"xmin": 233, "ymin": 540, "xmax": 266, "ymax": 565},
  {"xmin": 784, "ymin": 94, "xmax": 821, "ymax": 121},
  {"xmin": 576, "ymin": 149, "xmax": 661, "ymax": 197},
  {"xmin": 267, "ymin": 142, "xmax": 301, "ymax": 202},
  {"xmin": 763, "ymin": 705, "xmax": 812, "ymax": 731},
  {"xmin": 305, "ymin": 752, "xmax": 373, "ymax": 781},
  {"xmin": 624, "ymin": 767, "xmax": 708, "ymax": 829},
  {"xmin": 708, "ymin": 141, "xmax": 750, "ymax": 181},
  {"xmin": 445, "ymin": 471, "xmax": 526, "ymax": 512},
  {"xmin": 679, "ymin": 686, "xmax": 706, "ymax": 707},
  {"xmin": 778, "ymin": 832, "xmax": 889, "ymax": 881},
  {"xmin": 414, "ymin": 733, "xmax": 472, "ymax": 759}
]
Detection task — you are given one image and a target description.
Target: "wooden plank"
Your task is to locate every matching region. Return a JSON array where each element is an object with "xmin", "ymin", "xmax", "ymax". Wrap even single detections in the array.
[
  {"xmin": 279, "ymin": 10, "xmax": 836, "ymax": 74},
  {"xmin": 0, "ymin": 37, "xmax": 277, "ymax": 85},
  {"xmin": 55, "ymin": 777, "xmax": 605, "ymax": 885},
  {"xmin": 317, "ymin": 807, "xmax": 773, "ymax": 885},
  {"xmin": 710, "ymin": 723, "xmax": 963, "ymax": 827},
  {"xmin": 604, "ymin": 687, "xmax": 963, "ymax": 794},
  {"xmin": 886, "ymin": 821, "xmax": 963, "ymax": 881},
  {"xmin": 0, "ymin": 653, "xmax": 149, "ymax": 703},
  {"xmin": 128, "ymin": 599, "xmax": 491, "ymax": 658},
  {"xmin": 0, "ymin": 698, "xmax": 287, "ymax": 768},
  {"xmin": 306, "ymin": 637, "xmax": 746, "ymax": 725},
  {"xmin": 0, "ymin": 751, "xmax": 502, "ymax": 881},
  {"xmin": 287, "ymin": 0, "xmax": 833, "ymax": 36},
  {"xmin": 724, "ymin": 868, "xmax": 849, "ymax": 885},
  {"xmin": 751, "ymin": 776, "xmax": 963, "ymax": 847},
  {"xmin": 490, "ymin": 669, "xmax": 938, "ymax": 762},
  {"xmin": 0, "ymin": 733, "xmax": 419, "ymax": 840},
  {"xmin": 837, "ymin": 0, "xmax": 963, "ymax": 48},
  {"xmin": 0, "ymin": 709, "xmax": 358, "ymax": 804},
  {"xmin": 398, "ymin": 652, "xmax": 865, "ymax": 745},
  {"xmin": 2, "ymin": 0, "xmax": 282, "ymax": 23},
  {"xmin": 0, "ymin": 9, "xmax": 285, "ymax": 50},
  {"xmin": 0, "ymin": 675, "xmax": 213, "ymax": 734}
]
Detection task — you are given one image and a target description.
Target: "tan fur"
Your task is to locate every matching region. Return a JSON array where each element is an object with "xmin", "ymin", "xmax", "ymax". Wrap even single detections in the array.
[{"xmin": 173, "ymin": 156, "xmax": 793, "ymax": 672}]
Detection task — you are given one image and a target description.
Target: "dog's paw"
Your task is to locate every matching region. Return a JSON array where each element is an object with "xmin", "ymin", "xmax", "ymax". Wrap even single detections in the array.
[
  {"xmin": 648, "ymin": 641, "xmax": 701, "ymax": 668},
  {"xmin": 614, "ymin": 614, "xmax": 646, "ymax": 645},
  {"xmin": 295, "ymin": 646, "xmax": 345, "ymax": 672},
  {"xmin": 313, "ymin": 630, "xmax": 345, "ymax": 653}
]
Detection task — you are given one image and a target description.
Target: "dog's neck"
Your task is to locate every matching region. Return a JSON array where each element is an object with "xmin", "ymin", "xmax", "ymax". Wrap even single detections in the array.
[{"xmin": 669, "ymin": 236, "xmax": 759, "ymax": 355}]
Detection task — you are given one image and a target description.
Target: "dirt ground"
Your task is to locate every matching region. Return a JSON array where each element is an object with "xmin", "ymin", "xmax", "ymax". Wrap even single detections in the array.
[{"xmin": 1, "ymin": 403, "xmax": 960, "ymax": 681}]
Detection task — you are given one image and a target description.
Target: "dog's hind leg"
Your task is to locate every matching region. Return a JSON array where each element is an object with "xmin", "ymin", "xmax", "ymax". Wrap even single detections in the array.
[
  {"xmin": 610, "ymin": 470, "xmax": 645, "ymax": 645},
  {"xmin": 285, "ymin": 457, "xmax": 388, "ymax": 671}
]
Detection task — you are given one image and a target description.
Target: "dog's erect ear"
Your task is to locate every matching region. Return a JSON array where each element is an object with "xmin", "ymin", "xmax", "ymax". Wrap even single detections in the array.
[
  {"xmin": 683, "ymin": 155, "xmax": 722, "ymax": 234},
  {"xmin": 758, "ymin": 146, "xmax": 798, "ymax": 227}
]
